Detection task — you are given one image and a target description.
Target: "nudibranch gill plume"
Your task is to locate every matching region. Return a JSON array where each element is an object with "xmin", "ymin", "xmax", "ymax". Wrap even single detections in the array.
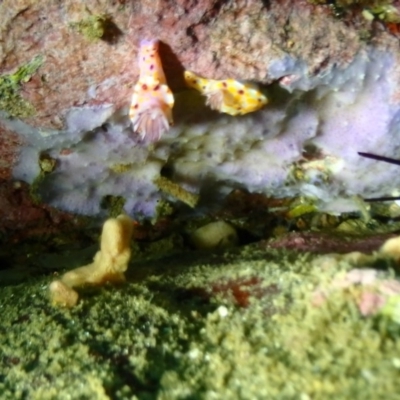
[
  {"xmin": 184, "ymin": 70, "xmax": 268, "ymax": 116},
  {"xmin": 129, "ymin": 40, "xmax": 174, "ymax": 142}
]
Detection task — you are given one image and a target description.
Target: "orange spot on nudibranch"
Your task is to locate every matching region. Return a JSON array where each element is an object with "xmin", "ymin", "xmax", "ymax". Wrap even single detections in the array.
[
  {"xmin": 222, "ymin": 82, "xmax": 227, "ymax": 87},
  {"xmin": 238, "ymin": 90, "xmax": 244, "ymax": 95}
]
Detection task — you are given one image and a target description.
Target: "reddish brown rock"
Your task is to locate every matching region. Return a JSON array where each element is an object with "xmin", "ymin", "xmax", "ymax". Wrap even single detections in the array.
[
  {"xmin": 0, "ymin": 125, "xmax": 22, "ymax": 180},
  {"xmin": 0, "ymin": 180, "xmax": 79, "ymax": 242},
  {"xmin": 0, "ymin": 0, "xmax": 380, "ymax": 130},
  {"xmin": 265, "ymin": 231, "xmax": 398, "ymax": 255},
  {"xmin": 0, "ymin": 0, "xmax": 224, "ymax": 129}
]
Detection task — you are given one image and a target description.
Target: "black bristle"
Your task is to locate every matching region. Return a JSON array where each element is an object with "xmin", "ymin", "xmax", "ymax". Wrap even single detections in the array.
[
  {"xmin": 363, "ymin": 196, "xmax": 400, "ymax": 202},
  {"xmin": 358, "ymin": 151, "xmax": 400, "ymax": 202},
  {"xmin": 358, "ymin": 152, "xmax": 400, "ymax": 166}
]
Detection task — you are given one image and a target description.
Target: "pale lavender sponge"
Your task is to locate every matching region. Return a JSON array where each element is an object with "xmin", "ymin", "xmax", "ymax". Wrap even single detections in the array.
[{"xmin": 10, "ymin": 48, "xmax": 400, "ymax": 216}]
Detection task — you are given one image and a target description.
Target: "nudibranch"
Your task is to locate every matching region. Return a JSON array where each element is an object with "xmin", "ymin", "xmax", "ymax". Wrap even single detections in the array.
[
  {"xmin": 184, "ymin": 70, "xmax": 268, "ymax": 116},
  {"xmin": 129, "ymin": 40, "xmax": 174, "ymax": 142}
]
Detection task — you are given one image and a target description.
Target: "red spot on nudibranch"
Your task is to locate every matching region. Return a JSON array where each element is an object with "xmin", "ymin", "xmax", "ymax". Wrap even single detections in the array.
[
  {"xmin": 222, "ymin": 82, "xmax": 227, "ymax": 87},
  {"xmin": 142, "ymin": 84, "xmax": 148, "ymax": 90},
  {"xmin": 238, "ymin": 90, "xmax": 245, "ymax": 95},
  {"xmin": 153, "ymin": 84, "xmax": 160, "ymax": 91},
  {"xmin": 149, "ymin": 64, "xmax": 154, "ymax": 70}
]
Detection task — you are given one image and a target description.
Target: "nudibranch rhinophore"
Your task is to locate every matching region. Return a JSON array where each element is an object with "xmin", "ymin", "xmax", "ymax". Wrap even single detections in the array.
[
  {"xmin": 184, "ymin": 70, "xmax": 268, "ymax": 116},
  {"xmin": 129, "ymin": 40, "xmax": 174, "ymax": 142}
]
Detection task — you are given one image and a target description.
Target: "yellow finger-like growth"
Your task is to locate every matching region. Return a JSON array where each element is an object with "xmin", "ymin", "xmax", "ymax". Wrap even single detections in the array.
[{"xmin": 49, "ymin": 214, "xmax": 134, "ymax": 307}]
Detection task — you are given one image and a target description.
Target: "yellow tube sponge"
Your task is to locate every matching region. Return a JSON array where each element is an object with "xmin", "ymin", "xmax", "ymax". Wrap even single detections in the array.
[{"xmin": 49, "ymin": 214, "xmax": 134, "ymax": 307}]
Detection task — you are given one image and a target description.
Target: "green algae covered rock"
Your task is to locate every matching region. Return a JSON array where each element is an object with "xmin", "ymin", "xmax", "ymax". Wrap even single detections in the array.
[{"xmin": 1, "ymin": 242, "xmax": 400, "ymax": 399}]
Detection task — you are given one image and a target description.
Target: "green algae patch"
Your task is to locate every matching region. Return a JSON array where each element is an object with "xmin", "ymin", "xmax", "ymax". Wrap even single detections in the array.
[
  {"xmin": 309, "ymin": 0, "xmax": 392, "ymax": 6},
  {"xmin": 0, "ymin": 55, "xmax": 44, "ymax": 118},
  {"xmin": 69, "ymin": 14, "xmax": 108, "ymax": 41},
  {"xmin": 309, "ymin": 0, "xmax": 400, "ymax": 23},
  {"xmin": 100, "ymin": 195, "xmax": 126, "ymax": 218},
  {"xmin": 109, "ymin": 163, "xmax": 134, "ymax": 174},
  {"xmin": 1, "ymin": 244, "xmax": 400, "ymax": 399},
  {"xmin": 153, "ymin": 200, "xmax": 174, "ymax": 222},
  {"xmin": 154, "ymin": 176, "xmax": 199, "ymax": 208},
  {"xmin": 29, "ymin": 153, "xmax": 57, "ymax": 204}
]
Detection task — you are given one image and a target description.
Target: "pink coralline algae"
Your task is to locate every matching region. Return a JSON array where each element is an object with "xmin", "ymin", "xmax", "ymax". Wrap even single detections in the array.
[
  {"xmin": 312, "ymin": 234, "xmax": 400, "ymax": 318},
  {"xmin": 313, "ymin": 268, "xmax": 400, "ymax": 317}
]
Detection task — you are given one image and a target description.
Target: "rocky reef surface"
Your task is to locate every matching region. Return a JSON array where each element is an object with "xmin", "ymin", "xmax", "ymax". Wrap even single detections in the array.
[
  {"xmin": 2, "ymin": 240, "xmax": 400, "ymax": 399},
  {"xmin": 1, "ymin": 0, "xmax": 400, "ymax": 220},
  {"xmin": 2, "ymin": 1, "xmax": 400, "ymax": 398}
]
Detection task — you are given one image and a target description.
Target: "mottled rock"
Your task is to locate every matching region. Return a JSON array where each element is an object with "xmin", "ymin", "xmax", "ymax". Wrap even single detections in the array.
[
  {"xmin": 266, "ymin": 231, "xmax": 397, "ymax": 254},
  {"xmin": 0, "ymin": 125, "xmax": 21, "ymax": 180}
]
